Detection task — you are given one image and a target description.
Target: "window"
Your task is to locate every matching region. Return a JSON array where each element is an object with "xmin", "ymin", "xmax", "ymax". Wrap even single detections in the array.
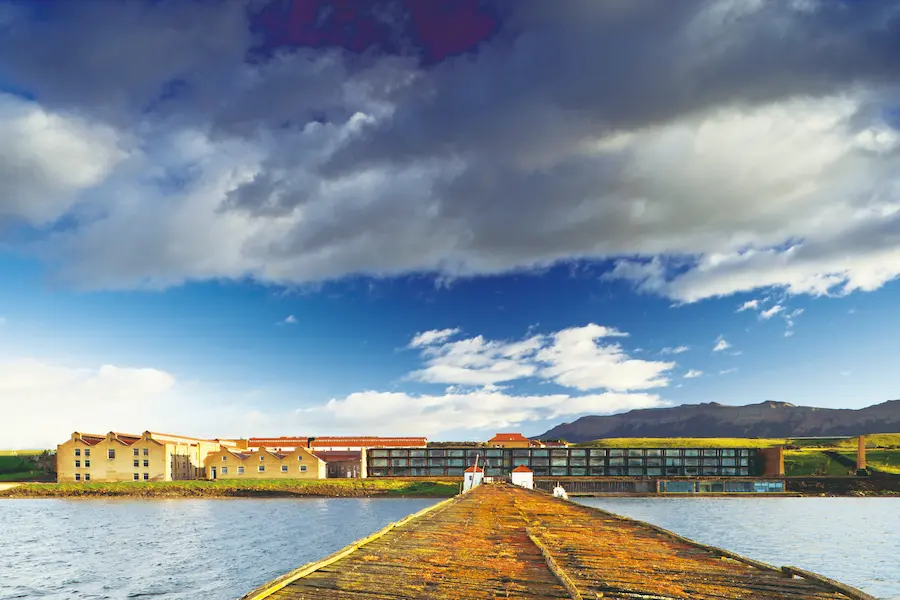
[
  {"xmin": 143, "ymin": 448, "xmax": 149, "ymax": 456},
  {"xmin": 281, "ymin": 465, "xmax": 288, "ymax": 473},
  {"xmin": 84, "ymin": 474, "xmax": 90, "ymax": 481},
  {"xmin": 237, "ymin": 466, "xmax": 244, "ymax": 475},
  {"xmin": 221, "ymin": 467, "xmax": 228, "ymax": 475},
  {"xmin": 258, "ymin": 465, "xmax": 265, "ymax": 472},
  {"xmin": 75, "ymin": 473, "xmax": 81, "ymax": 481},
  {"xmin": 74, "ymin": 460, "xmax": 81, "ymax": 468},
  {"xmin": 143, "ymin": 460, "xmax": 149, "ymax": 467},
  {"xmin": 259, "ymin": 455, "xmax": 265, "ymax": 461},
  {"xmin": 299, "ymin": 465, "xmax": 307, "ymax": 472},
  {"xmin": 134, "ymin": 448, "xmax": 139, "ymax": 456},
  {"xmin": 143, "ymin": 473, "xmax": 149, "ymax": 480},
  {"xmin": 75, "ymin": 449, "xmax": 81, "ymax": 456},
  {"xmin": 222, "ymin": 455, "xmax": 227, "ymax": 461},
  {"xmin": 108, "ymin": 449, "xmax": 116, "ymax": 459},
  {"xmin": 134, "ymin": 460, "xmax": 139, "ymax": 468},
  {"xmin": 84, "ymin": 460, "xmax": 91, "ymax": 468},
  {"xmin": 84, "ymin": 449, "xmax": 90, "ymax": 457},
  {"xmin": 133, "ymin": 473, "xmax": 139, "ymax": 481},
  {"xmin": 297, "ymin": 455, "xmax": 303, "ymax": 461}
]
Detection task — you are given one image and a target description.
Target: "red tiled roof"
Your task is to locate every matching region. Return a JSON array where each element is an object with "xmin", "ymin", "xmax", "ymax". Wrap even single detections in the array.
[
  {"xmin": 464, "ymin": 466, "xmax": 484, "ymax": 473},
  {"xmin": 309, "ymin": 437, "xmax": 427, "ymax": 447},
  {"xmin": 249, "ymin": 437, "xmax": 310, "ymax": 447},
  {"xmin": 110, "ymin": 433, "xmax": 142, "ymax": 445},
  {"xmin": 512, "ymin": 465, "xmax": 533, "ymax": 473},
  {"xmin": 314, "ymin": 451, "xmax": 362, "ymax": 462},
  {"xmin": 488, "ymin": 433, "xmax": 530, "ymax": 442},
  {"xmin": 78, "ymin": 434, "xmax": 105, "ymax": 446}
]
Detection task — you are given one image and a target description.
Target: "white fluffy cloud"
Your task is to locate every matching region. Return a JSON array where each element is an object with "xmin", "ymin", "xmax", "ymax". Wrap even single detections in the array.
[
  {"xmin": 713, "ymin": 335, "xmax": 731, "ymax": 352},
  {"xmin": 408, "ymin": 324, "xmax": 674, "ymax": 392},
  {"xmin": 294, "ymin": 389, "xmax": 665, "ymax": 437},
  {"xmin": 0, "ymin": 359, "xmax": 181, "ymax": 448},
  {"xmin": 0, "ymin": 2, "xmax": 898, "ymax": 303},
  {"xmin": 759, "ymin": 305, "xmax": 785, "ymax": 320},
  {"xmin": 684, "ymin": 369, "xmax": 703, "ymax": 379},
  {"xmin": 660, "ymin": 345, "xmax": 689, "ymax": 355}
]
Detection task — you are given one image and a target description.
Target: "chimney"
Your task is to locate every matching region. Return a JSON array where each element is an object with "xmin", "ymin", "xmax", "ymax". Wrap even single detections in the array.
[{"xmin": 856, "ymin": 435, "xmax": 866, "ymax": 472}]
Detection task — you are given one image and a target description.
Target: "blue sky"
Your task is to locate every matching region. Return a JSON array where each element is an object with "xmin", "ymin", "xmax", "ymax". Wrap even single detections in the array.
[{"xmin": 2, "ymin": 0, "xmax": 900, "ymax": 447}]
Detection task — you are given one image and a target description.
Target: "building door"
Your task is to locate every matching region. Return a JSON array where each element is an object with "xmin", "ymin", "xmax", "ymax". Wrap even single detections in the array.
[{"xmin": 211, "ymin": 466, "xmax": 217, "ymax": 480}]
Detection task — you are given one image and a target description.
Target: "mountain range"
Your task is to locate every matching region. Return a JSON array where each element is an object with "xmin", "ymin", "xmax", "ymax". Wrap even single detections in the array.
[{"xmin": 538, "ymin": 400, "xmax": 900, "ymax": 442}]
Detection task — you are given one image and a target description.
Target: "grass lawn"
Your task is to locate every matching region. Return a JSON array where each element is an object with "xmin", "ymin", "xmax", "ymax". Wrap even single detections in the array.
[
  {"xmin": 835, "ymin": 450, "xmax": 900, "ymax": 475},
  {"xmin": 784, "ymin": 450, "xmax": 856, "ymax": 476},
  {"xmin": 0, "ymin": 470, "xmax": 46, "ymax": 482},
  {"xmin": 0, "ymin": 478, "xmax": 459, "ymax": 498},
  {"xmin": 575, "ymin": 437, "xmax": 789, "ymax": 448}
]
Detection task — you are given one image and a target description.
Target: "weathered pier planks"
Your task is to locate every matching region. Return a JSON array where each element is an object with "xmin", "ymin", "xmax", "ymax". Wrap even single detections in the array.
[{"xmin": 242, "ymin": 484, "xmax": 873, "ymax": 600}]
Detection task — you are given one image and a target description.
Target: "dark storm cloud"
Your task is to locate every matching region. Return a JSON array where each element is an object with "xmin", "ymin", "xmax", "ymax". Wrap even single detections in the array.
[{"xmin": 1, "ymin": 0, "xmax": 900, "ymax": 299}]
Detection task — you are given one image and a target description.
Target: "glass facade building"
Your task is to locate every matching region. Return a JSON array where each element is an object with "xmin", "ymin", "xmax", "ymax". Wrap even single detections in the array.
[{"xmin": 366, "ymin": 447, "xmax": 761, "ymax": 478}]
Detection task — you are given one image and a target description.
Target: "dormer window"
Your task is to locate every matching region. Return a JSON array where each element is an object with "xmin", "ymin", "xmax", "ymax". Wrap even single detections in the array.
[
  {"xmin": 259, "ymin": 455, "xmax": 264, "ymax": 461},
  {"xmin": 108, "ymin": 449, "xmax": 116, "ymax": 459}
]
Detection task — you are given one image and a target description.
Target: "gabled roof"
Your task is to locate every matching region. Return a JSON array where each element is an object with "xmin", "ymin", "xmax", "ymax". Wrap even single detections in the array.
[
  {"xmin": 73, "ymin": 433, "xmax": 106, "ymax": 446},
  {"xmin": 464, "ymin": 465, "xmax": 484, "ymax": 473},
  {"xmin": 512, "ymin": 465, "xmax": 533, "ymax": 473},
  {"xmin": 108, "ymin": 432, "xmax": 142, "ymax": 445},
  {"xmin": 488, "ymin": 433, "xmax": 530, "ymax": 442}
]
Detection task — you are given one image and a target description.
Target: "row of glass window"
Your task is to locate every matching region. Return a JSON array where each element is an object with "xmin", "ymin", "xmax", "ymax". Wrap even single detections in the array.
[
  {"xmin": 133, "ymin": 473, "xmax": 150, "ymax": 481},
  {"xmin": 74, "ymin": 474, "xmax": 91, "ymax": 481},
  {"xmin": 74, "ymin": 460, "xmax": 91, "ymax": 468},
  {"xmin": 75, "ymin": 447, "xmax": 150, "ymax": 458},
  {"xmin": 218, "ymin": 465, "xmax": 309, "ymax": 474},
  {"xmin": 369, "ymin": 448, "xmax": 756, "ymax": 458},
  {"xmin": 74, "ymin": 448, "xmax": 91, "ymax": 457},
  {"xmin": 370, "ymin": 457, "xmax": 751, "ymax": 468},
  {"xmin": 369, "ymin": 466, "xmax": 753, "ymax": 477}
]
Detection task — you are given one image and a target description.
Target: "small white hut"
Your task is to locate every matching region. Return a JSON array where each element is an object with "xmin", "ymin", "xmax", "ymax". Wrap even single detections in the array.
[
  {"xmin": 463, "ymin": 465, "xmax": 485, "ymax": 491},
  {"xmin": 511, "ymin": 465, "xmax": 534, "ymax": 489}
]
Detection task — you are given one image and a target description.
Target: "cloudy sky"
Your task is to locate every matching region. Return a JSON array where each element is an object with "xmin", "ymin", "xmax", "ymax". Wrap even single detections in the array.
[{"xmin": 2, "ymin": 0, "xmax": 899, "ymax": 448}]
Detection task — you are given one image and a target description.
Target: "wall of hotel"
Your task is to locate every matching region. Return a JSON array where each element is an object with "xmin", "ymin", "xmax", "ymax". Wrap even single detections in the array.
[
  {"xmin": 367, "ymin": 447, "xmax": 762, "ymax": 478},
  {"xmin": 205, "ymin": 448, "xmax": 326, "ymax": 480},
  {"xmin": 58, "ymin": 437, "xmax": 169, "ymax": 482}
]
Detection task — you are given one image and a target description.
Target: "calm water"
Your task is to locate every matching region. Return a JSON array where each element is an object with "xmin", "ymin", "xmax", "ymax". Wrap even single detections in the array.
[
  {"xmin": 0, "ymin": 498, "xmax": 437, "ymax": 600},
  {"xmin": 1, "ymin": 498, "xmax": 897, "ymax": 600},
  {"xmin": 578, "ymin": 497, "xmax": 900, "ymax": 600}
]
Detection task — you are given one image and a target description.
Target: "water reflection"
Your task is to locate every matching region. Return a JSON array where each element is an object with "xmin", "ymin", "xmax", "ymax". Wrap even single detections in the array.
[{"xmin": 577, "ymin": 497, "xmax": 900, "ymax": 600}]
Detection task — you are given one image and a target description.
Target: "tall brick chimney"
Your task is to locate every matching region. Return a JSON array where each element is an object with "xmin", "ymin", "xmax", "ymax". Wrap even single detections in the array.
[{"xmin": 856, "ymin": 435, "xmax": 866, "ymax": 472}]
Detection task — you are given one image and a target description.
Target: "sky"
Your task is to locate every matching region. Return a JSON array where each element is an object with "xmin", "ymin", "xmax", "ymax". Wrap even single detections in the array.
[{"xmin": 2, "ymin": 0, "xmax": 900, "ymax": 448}]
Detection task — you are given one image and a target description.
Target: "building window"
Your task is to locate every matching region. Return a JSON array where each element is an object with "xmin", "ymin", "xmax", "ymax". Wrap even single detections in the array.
[
  {"xmin": 297, "ymin": 455, "xmax": 302, "ymax": 461},
  {"xmin": 85, "ymin": 460, "xmax": 91, "ymax": 468},
  {"xmin": 300, "ymin": 465, "xmax": 307, "ymax": 472},
  {"xmin": 108, "ymin": 449, "xmax": 116, "ymax": 459},
  {"xmin": 75, "ymin": 449, "xmax": 81, "ymax": 456},
  {"xmin": 84, "ymin": 449, "xmax": 90, "ymax": 457},
  {"xmin": 260, "ymin": 455, "xmax": 265, "ymax": 461},
  {"xmin": 258, "ymin": 465, "xmax": 265, "ymax": 472},
  {"xmin": 143, "ymin": 460, "xmax": 149, "ymax": 468},
  {"xmin": 74, "ymin": 460, "xmax": 81, "ymax": 468},
  {"xmin": 134, "ymin": 473, "xmax": 139, "ymax": 481},
  {"xmin": 281, "ymin": 465, "xmax": 288, "ymax": 473},
  {"xmin": 221, "ymin": 467, "xmax": 228, "ymax": 475},
  {"xmin": 134, "ymin": 448, "xmax": 139, "ymax": 456},
  {"xmin": 222, "ymin": 455, "xmax": 227, "ymax": 461},
  {"xmin": 75, "ymin": 473, "xmax": 81, "ymax": 481},
  {"xmin": 84, "ymin": 474, "xmax": 90, "ymax": 481},
  {"xmin": 134, "ymin": 460, "xmax": 139, "ymax": 467},
  {"xmin": 237, "ymin": 466, "xmax": 244, "ymax": 475},
  {"xmin": 143, "ymin": 448, "xmax": 149, "ymax": 456},
  {"xmin": 143, "ymin": 473, "xmax": 149, "ymax": 480}
]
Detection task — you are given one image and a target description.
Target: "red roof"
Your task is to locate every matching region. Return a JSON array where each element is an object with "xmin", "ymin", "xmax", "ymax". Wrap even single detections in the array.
[
  {"xmin": 309, "ymin": 437, "xmax": 427, "ymax": 448},
  {"xmin": 249, "ymin": 437, "xmax": 310, "ymax": 447},
  {"xmin": 464, "ymin": 466, "xmax": 484, "ymax": 473},
  {"xmin": 79, "ymin": 435, "xmax": 105, "ymax": 446},
  {"xmin": 488, "ymin": 433, "xmax": 530, "ymax": 442},
  {"xmin": 512, "ymin": 465, "xmax": 533, "ymax": 473}
]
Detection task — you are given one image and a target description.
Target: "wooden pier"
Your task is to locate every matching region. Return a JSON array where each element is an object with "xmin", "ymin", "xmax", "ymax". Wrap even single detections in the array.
[{"xmin": 242, "ymin": 484, "xmax": 874, "ymax": 600}]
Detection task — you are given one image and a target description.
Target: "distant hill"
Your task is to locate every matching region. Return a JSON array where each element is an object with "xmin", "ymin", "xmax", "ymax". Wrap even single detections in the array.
[{"xmin": 538, "ymin": 400, "xmax": 900, "ymax": 442}]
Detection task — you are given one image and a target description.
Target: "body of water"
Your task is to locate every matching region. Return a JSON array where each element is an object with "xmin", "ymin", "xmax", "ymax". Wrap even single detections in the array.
[
  {"xmin": 1, "ymin": 497, "xmax": 897, "ymax": 600},
  {"xmin": 578, "ymin": 497, "xmax": 899, "ymax": 600},
  {"xmin": 0, "ymin": 498, "xmax": 436, "ymax": 600}
]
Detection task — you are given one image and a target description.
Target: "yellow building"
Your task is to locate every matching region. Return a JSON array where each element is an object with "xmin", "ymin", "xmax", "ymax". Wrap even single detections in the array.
[
  {"xmin": 204, "ymin": 446, "xmax": 327, "ymax": 480},
  {"xmin": 57, "ymin": 431, "xmax": 235, "ymax": 483}
]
